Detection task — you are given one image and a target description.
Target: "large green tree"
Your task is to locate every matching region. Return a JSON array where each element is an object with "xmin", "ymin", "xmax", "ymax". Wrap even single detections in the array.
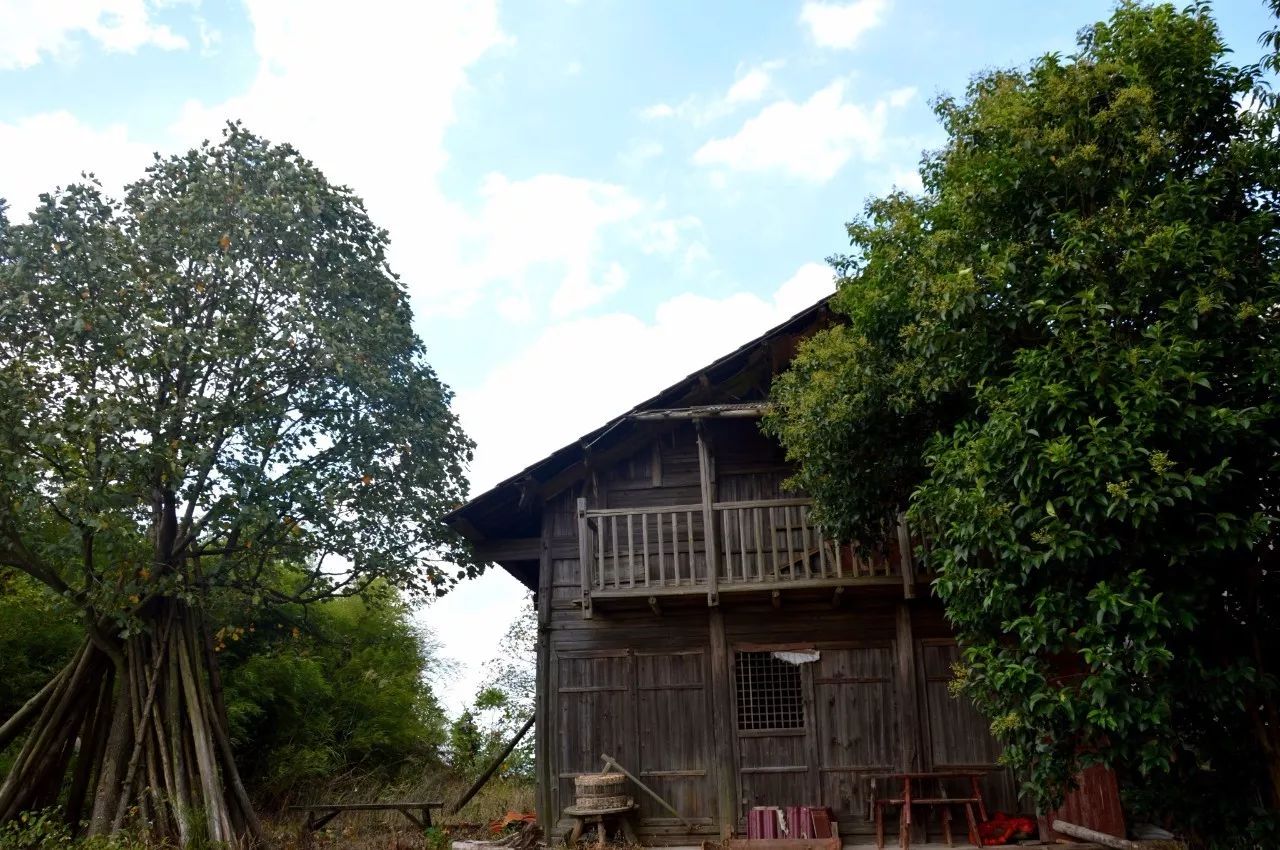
[
  {"xmin": 767, "ymin": 3, "xmax": 1279, "ymax": 844},
  {"xmin": 203, "ymin": 567, "xmax": 453, "ymax": 801},
  {"xmin": 0, "ymin": 125, "xmax": 475, "ymax": 845}
]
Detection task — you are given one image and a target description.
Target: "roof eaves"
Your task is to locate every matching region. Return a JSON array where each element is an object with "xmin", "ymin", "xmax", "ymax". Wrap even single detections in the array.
[{"xmin": 444, "ymin": 295, "xmax": 832, "ymax": 537}]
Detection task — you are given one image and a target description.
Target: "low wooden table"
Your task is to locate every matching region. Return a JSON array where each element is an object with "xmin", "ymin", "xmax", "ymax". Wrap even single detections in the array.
[
  {"xmin": 563, "ymin": 803, "xmax": 639, "ymax": 848},
  {"xmin": 871, "ymin": 771, "xmax": 988, "ymax": 850},
  {"xmin": 290, "ymin": 801, "xmax": 445, "ymax": 845}
]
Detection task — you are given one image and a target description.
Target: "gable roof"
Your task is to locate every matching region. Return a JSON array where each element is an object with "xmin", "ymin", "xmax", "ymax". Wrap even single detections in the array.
[{"xmin": 444, "ymin": 295, "xmax": 834, "ymax": 585}]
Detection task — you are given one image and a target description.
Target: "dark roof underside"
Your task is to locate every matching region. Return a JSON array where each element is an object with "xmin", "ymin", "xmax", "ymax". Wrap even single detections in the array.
[{"xmin": 445, "ymin": 296, "xmax": 834, "ymax": 588}]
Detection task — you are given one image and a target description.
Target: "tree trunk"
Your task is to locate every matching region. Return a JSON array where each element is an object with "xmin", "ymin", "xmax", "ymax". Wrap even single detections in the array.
[{"xmin": 0, "ymin": 601, "xmax": 266, "ymax": 848}]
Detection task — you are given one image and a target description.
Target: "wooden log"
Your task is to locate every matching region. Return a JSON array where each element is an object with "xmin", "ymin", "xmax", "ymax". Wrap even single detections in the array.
[
  {"xmin": 451, "ymin": 713, "xmax": 536, "ymax": 814},
  {"xmin": 1050, "ymin": 819, "xmax": 1138, "ymax": 849},
  {"xmin": 0, "ymin": 666, "xmax": 64, "ymax": 751},
  {"xmin": 600, "ymin": 753, "xmax": 692, "ymax": 829}
]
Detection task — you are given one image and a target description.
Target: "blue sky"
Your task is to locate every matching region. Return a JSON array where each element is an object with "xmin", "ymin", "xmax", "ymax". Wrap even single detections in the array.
[{"xmin": 2, "ymin": 0, "xmax": 1275, "ymax": 711}]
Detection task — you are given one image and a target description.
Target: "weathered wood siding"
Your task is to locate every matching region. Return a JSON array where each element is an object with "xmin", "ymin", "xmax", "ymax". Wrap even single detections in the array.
[
  {"xmin": 814, "ymin": 646, "xmax": 899, "ymax": 822},
  {"xmin": 919, "ymin": 641, "xmax": 1021, "ymax": 814},
  {"xmin": 533, "ymin": 419, "xmax": 1019, "ymax": 843}
]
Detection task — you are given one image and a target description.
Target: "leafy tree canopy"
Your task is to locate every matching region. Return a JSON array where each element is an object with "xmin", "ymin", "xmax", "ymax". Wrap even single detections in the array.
[
  {"xmin": 0, "ymin": 123, "xmax": 476, "ymax": 625},
  {"xmin": 0, "ymin": 124, "xmax": 476, "ymax": 843},
  {"xmin": 215, "ymin": 573, "xmax": 452, "ymax": 800},
  {"xmin": 767, "ymin": 3, "xmax": 1280, "ymax": 843}
]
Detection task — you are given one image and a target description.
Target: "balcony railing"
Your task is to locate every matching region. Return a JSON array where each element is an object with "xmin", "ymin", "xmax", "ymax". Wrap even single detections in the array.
[{"xmin": 576, "ymin": 496, "xmax": 905, "ymax": 612}]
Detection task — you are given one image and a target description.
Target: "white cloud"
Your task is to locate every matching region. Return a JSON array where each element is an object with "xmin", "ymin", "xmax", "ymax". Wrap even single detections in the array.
[
  {"xmin": 163, "ymin": 0, "xmax": 511, "ymax": 322},
  {"xmin": 773, "ymin": 261, "xmax": 838, "ymax": 315},
  {"xmin": 166, "ymin": 2, "xmax": 700, "ymax": 322},
  {"xmin": 619, "ymin": 140, "xmax": 664, "ymax": 168},
  {"xmin": 799, "ymin": 0, "xmax": 888, "ymax": 50},
  {"xmin": 456, "ymin": 263, "xmax": 835, "ymax": 494},
  {"xmin": 193, "ymin": 14, "xmax": 220, "ymax": 55},
  {"xmin": 887, "ymin": 165, "xmax": 923, "ymax": 194},
  {"xmin": 0, "ymin": 0, "xmax": 188, "ymax": 69},
  {"xmin": 693, "ymin": 80, "xmax": 916, "ymax": 182},
  {"xmin": 641, "ymin": 60, "xmax": 783, "ymax": 124},
  {"xmin": 1, "ymin": 1, "xmax": 709, "ymax": 327},
  {"xmin": 424, "ymin": 569, "xmax": 529, "ymax": 715},
  {"xmin": 725, "ymin": 62, "xmax": 781, "ymax": 105},
  {"xmin": 640, "ymin": 102, "xmax": 677, "ymax": 120},
  {"xmin": 0, "ymin": 111, "xmax": 155, "ymax": 212},
  {"xmin": 458, "ymin": 173, "xmax": 700, "ymax": 319}
]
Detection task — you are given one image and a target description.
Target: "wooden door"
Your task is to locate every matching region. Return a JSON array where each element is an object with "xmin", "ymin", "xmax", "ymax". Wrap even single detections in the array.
[
  {"xmin": 733, "ymin": 649, "xmax": 819, "ymax": 818},
  {"xmin": 635, "ymin": 651, "xmax": 715, "ymax": 829},
  {"xmin": 813, "ymin": 645, "xmax": 900, "ymax": 832},
  {"xmin": 918, "ymin": 641, "xmax": 1021, "ymax": 813},
  {"xmin": 555, "ymin": 651, "xmax": 633, "ymax": 816}
]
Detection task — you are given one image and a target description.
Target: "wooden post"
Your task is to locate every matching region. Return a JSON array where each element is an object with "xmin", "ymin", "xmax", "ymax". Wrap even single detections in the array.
[
  {"xmin": 577, "ymin": 498, "xmax": 592, "ymax": 619},
  {"xmin": 895, "ymin": 602, "xmax": 926, "ymax": 843},
  {"xmin": 536, "ymin": 530, "xmax": 554, "ymax": 831},
  {"xmin": 708, "ymin": 608, "xmax": 737, "ymax": 839},
  {"xmin": 895, "ymin": 603, "xmax": 923, "ymax": 771},
  {"xmin": 696, "ymin": 420, "xmax": 720, "ymax": 607},
  {"xmin": 801, "ymin": 662, "xmax": 822, "ymax": 806},
  {"xmin": 897, "ymin": 513, "xmax": 916, "ymax": 599}
]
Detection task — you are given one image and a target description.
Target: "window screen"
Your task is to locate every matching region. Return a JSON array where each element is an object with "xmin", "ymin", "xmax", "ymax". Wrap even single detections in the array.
[{"xmin": 735, "ymin": 651, "xmax": 805, "ymax": 731}]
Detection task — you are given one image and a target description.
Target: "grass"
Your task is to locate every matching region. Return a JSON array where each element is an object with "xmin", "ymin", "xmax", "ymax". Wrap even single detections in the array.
[{"xmin": 261, "ymin": 771, "xmax": 537, "ymax": 850}]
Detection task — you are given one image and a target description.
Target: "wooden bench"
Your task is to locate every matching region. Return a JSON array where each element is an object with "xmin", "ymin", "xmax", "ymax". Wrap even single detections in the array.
[
  {"xmin": 290, "ymin": 801, "xmax": 445, "ymax": 842},
  {"xmin": 871, "ymin": 772, "xmax": 987, "ymax": 849}
]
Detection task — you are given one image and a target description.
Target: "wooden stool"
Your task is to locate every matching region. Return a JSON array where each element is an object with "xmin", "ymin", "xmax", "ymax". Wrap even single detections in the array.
[{"xmin": 563, "ymin": 804, "xmax": 639, "ymax": 848}]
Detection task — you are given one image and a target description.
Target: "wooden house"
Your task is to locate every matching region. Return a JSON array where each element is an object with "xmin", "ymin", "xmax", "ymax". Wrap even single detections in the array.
[{"xmin": 445, "ymin": 299, "xmax": 1020, "ymax": 845}]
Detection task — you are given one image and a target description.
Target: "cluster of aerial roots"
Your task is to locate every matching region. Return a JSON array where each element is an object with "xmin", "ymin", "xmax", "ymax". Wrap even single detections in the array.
[{"xmin": 0, "ymin": 601, "xmax": 264, "ymax": 847}]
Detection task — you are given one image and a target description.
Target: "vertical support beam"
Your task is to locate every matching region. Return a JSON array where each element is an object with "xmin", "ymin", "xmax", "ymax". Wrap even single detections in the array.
[
  {"xmin": 895, "ymin": 602, "xmax": 924, "ymax": 771},
  {"xmin": 801, "ymin": 660, "xmax": 822, "ymax": 804},
  {"xmin": 895, "ymin": 601, "xmax": 926, "ymax": 842},
  {"xmin": 536, "ymin": 514, "xmax": 555, "ymax": 832},
  {"xmin": 696, "ymin": 420, "xmax": 720, "ymax": 607},
  {"xmin": 708, "ymin": 608, "xmax": 737, "ymax": 839},
  {"xmin": 577, "ymin": 498, "xmax": 592, "ymax": 619},
  {"xmin": 897, "ymin": 512, "xmax": 916, "ymax": 599}
]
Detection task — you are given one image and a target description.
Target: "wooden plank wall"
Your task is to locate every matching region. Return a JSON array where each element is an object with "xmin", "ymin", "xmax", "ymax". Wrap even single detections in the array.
[{"xmin": 535, "ymin": 420, "xmax": 1021, "ymax": 843}]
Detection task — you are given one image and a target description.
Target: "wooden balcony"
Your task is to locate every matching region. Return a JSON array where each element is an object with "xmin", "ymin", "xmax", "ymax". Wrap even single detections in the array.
[{"xmin": 576, "ymin": 496, "xmax": 914, "ymax": 615}]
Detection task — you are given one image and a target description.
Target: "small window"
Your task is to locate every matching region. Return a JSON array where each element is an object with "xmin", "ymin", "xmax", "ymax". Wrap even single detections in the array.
[{"xmin": 735, "ymin": 651, "xmax": 806, "ymax": 731}]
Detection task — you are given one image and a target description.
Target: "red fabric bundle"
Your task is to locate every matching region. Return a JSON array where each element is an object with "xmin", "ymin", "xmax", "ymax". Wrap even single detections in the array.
[{"xmin": 976, "ymin": 812, "xmax": 1037, "ymax": 846}]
